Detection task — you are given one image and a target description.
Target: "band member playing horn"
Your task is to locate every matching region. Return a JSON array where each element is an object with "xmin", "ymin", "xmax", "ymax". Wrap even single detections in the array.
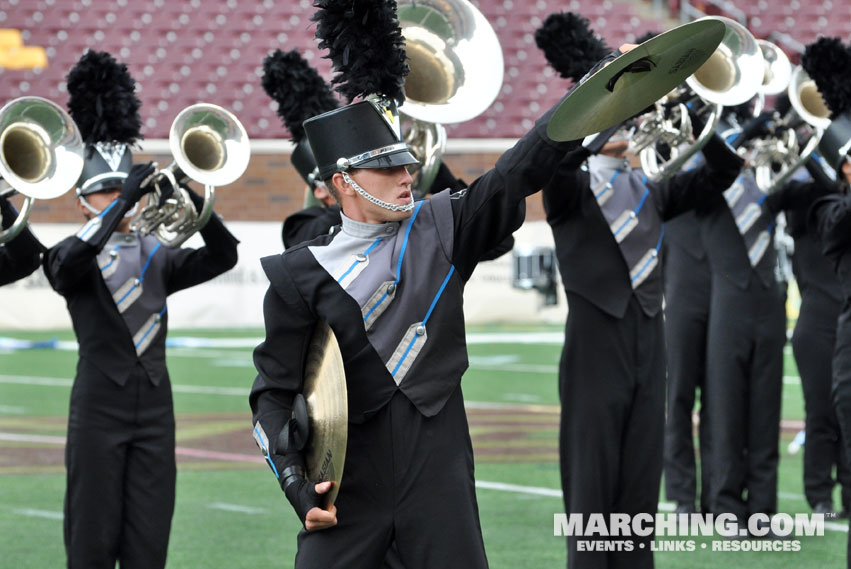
[
  {"xmin": 535, "ymin": 13, "xmax": 744, "ymax": 568},
  {"xmin": 0, "ymin": 194, "xmax": 44, "ymax": 285},
  {"xmin": 42, "ymin": 51, "xmax": 239, "ymax": 569},
  {"xmin": 801, "ymin": 36, "xmax": 851, "ymax": 567}
]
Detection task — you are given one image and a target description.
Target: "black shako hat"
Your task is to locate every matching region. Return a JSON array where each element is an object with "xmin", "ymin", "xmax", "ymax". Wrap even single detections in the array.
[
  {"xmin": 802, "ymin": 37, "xmax": 851, "ymax": 175},
  {"xmin": 819, "ymin": 111, "xmax": 851, "ymax": 173},
  {"xmin": 66, "ymin": 50, "xmax": 142, "ymax": 196},
  {"xmin": 303, "ymin": 99, "xmax": 418, "ymax": 181},
  {"xmin": 290, "ymin": 140, "xmax": 319, "ymax": 187},
  {"xmin": 75, "ymin": 143, "xmax": 133, "ymax": 196}
]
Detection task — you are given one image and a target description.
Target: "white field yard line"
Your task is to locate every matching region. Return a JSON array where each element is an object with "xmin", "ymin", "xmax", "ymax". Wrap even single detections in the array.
[{"xmin": 3, "ymin": 432, "xmax": 844, "ymax": 532}]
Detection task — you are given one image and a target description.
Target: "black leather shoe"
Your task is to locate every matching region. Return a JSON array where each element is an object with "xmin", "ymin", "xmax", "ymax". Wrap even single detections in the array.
[
  {"xmin": 813, "ymin": 501, "xmax": 836, "ymax": 516},
  {"xmin": 674, "ymin": 502, "xmax": 697, "ymax": 515}
]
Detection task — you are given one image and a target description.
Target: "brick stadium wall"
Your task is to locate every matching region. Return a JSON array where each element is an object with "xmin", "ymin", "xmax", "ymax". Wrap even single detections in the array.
[{"xmin": 13, "ymin": 149, "xmax": 547, "ymax": 226}]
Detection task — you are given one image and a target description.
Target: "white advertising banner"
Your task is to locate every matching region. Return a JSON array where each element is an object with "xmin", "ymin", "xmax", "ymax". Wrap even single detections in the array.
[{"xmin": 0, "ymin": 220, "xmax": 567, "ymax": 330}]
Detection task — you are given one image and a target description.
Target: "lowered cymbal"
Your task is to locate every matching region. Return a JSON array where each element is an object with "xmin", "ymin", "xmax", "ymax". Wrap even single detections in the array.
[
  {"xmin": 547, "ymin": 18, "xmax": 727, "ymax": 142},
  {"xmin": 302, "ymin": 320, "xmax": 348, "ymax": 508}
]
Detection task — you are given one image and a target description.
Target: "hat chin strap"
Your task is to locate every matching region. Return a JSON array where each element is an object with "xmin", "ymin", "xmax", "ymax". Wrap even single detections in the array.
[
  {"xmin": 342, "ymin": 171, "xmax": 415, "ymax": 213},
  {"xmin": 79, "ymin": 196, "xmax": 139, "ymax": 218}
]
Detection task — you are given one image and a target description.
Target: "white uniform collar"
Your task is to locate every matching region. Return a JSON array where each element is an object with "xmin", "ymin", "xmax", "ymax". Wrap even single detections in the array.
[
  {"xmin": 587, "ymin": 153, "xmax": 631, "ymax": 174},
  {"xmin": 340, "ymin": 212, "xmax": 400, "ymax": 239}
]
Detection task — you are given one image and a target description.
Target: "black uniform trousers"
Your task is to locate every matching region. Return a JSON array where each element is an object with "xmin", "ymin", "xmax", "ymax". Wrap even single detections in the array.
[
  {"xmin": 294, "ymin": 386, "xmax": 487, "ymax": 569},
  {"xmin": 662, "ymin": 241, "xmax": 711, "ymax": 512},
  {"xmin": 65, "ymin": 361, "xmax": 175, "ymax": 569},
  {"xmin": 559, "ymin": 293, "xmax": 664, "ymax": 569},
  {"xmin": 793, "ymin": 288, "xmax": 851, "ymax": 510},
  {"xmin": 706, "ymin": 274, "xmax": 786, "ymax": 520}
]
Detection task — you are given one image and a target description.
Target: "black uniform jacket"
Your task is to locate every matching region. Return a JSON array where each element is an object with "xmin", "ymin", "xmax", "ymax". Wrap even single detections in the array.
[
  {"xmin": 810, "ymin": 190, "xmax": 851, "ymax": 338},
  {"xmin": 543, "ymin": 138, "xmax": 743, "ymax": 319},
  {"xmin": 282, "ymin": 205, "xmax": 342, "ymax": 249},
  {"xmin": 0, "ymin": 198, "xmax": 45, "ymax": 285},
  {"xmin": 250, "ymin": 102, "xmax": 579, "ymax": 477},
  {"xmin": 43, "ymin": 212, "xmax": 238, "ymax": 385}
]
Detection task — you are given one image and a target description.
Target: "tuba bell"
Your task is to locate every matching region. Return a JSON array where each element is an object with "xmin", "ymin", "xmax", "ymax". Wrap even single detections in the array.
[
  {"xmin": 131, "ymin": 103, "xmax": 250, "ymax": 248},
  {"xmin": 629, "ymin": 16, "xmax": 764, "ymax": 182},
  {"xmin": 752, "ymin": 65, "xmax": 831, "ymax": 193},
  {"xmin": 396, "ymin": 0, "xmax": 504, "ymax": 194},
  {"xmin": 0, "ymin": 96, "xmax": 85, "ymax": 243}
]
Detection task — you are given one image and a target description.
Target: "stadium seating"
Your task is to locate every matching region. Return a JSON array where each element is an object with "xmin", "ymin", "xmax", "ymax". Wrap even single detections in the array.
[{"xmin": 0, "ymin": 0, "xmax": 843, "ymax": 140}]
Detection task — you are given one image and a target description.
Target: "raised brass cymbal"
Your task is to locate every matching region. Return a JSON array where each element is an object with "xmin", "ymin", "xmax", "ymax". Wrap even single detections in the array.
[
  {"xmin": 302, "ymin": 320, "xmax": 348, "ymax": 509},
  {"xmin": 547, "ymin": 18, "xmax": 727, "ymax": 142}
]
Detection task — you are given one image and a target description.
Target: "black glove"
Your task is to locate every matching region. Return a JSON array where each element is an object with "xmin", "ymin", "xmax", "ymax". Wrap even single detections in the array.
[
  {"xmin": 737, "ymin": 111, "xmax": 774, "ymax": 145},
  {"xmin": 561, "ymin": 146, "xmax": 591, "ymax": 170},
  {"xmin": 119, "ymin": 162, "xmax": 156, "ymax": 205},
  {"xmin": 280, "ymin": 465, "xmax": 325, "ymax": 524},
  {"xmin": 0, "ymin": 194, "xmax": 17, "ymax": 229},
  {"xmin": 179, "ymin": 183, "xmax": 206, "ymax": 213},
  {"xmin": 583, "ymin": 122, "xmax": 623, "ymax": 155}
]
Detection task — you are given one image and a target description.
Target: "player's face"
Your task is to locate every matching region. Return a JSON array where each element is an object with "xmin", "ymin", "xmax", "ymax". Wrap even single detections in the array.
[
  {"xmin": 77, "ymin": 187, "xmax": 132, "ymax": 232},
  {"xmin": 84, "ymin": 188, "xmax": 121, "ymax": 212},
  {"xmin": 347, "ymin": 166, "xmax": 414, "ymax": 223}
]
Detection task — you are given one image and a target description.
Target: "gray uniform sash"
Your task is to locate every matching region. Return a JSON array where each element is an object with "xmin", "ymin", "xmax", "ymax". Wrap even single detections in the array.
[
  {"xmin": 588, "ymin": 154, "xmax": 664, "ymax": 291},
  {"xmin": 722, "ymin": 170, "xmax": 773, "ymax": 268},
  {"xmin": 96, "ymin": 232, "xmax": 167, "ymax": 356},
  {"xmin": 308, "ymin": 195, "xmax": 456, "ymax": 385}
]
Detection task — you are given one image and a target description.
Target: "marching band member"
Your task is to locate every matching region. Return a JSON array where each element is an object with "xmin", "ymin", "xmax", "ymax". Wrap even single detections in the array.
[
  {"xmin": 42, "ymin": 50, "xmax": 239, "ymax": 569},
  {"xmin": 0, "ymin": 194, "xmax": 44, "ymax": 285},
  {"xmin": 801, "ymin": 35, "xmax": 851, "ymax": 568},
  {"xmin": 809, "ymin": 130, "xmax": 851, "ymax": 568},
  {"xmin": 777, "ymin": 156, "xmax": 850, "ymax": 517},
  {"xmin": 695, "ymin": 103, "xmax": 789, "ymax": 534},
  {"xmin": 535, "ymin": 13, "xmax": 744, "ymax": 568},
  {"xmin": 248, "ymin": 3, "xmax": 631, "ymax": 567},
  {"xmin": 259, "ymin": 49, "xmax": 343, "ymax": 249}
]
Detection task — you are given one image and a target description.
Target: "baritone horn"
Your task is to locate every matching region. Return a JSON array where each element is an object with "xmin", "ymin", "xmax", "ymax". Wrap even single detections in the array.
[
  {"xmin": 132, "ymin": 103, "xmax": 249, "ymax": 248},
  {"xmin": 629, "ymin": 16, "xmax": 764, "ymax": 182},
  {"xmin": 396, "ymin": 0, "xmax": 504, "ymax": 194},
  {"xmin": 0, "ymin": 96, "xmax": 84, "ymax": 243},
  {"xmin": 752, "ymin": 65, "xmax": 831, "ymax": 193}
]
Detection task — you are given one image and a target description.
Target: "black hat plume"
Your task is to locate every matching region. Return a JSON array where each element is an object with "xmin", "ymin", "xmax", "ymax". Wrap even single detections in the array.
[
  {"xmin": 534, "ymin": 12, "xmax": 610, "ymax": 82},
  {"xmin": 66, "ymin": 50, "xmax": 142, "ymax": 146},
  {"xmin": 801, "ymin": 37, "xmax": 851, "ymax": 118},
  {"xmin": 261, "ymin": 49, "xmax": 339, "ymax": 143},
  {"xmin": 312, "ymin": 0, "xmax": 409, "ymax": 104}
]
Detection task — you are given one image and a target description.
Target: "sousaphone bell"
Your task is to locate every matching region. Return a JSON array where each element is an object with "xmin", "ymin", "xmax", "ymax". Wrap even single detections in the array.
[
  {"xmin": 0, "ymin": 96, "xmax": 85, "ymax": 243},
  {"xmin": 396, "ymin": 0, "xmax": 504, "ymax": 194},
  {"xmin": 131, "ymin": 103, "xmax": 250, "ymax": 248}
]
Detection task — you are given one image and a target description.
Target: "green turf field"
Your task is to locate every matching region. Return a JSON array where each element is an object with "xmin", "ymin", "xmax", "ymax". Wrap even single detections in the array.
[{"xmin": 0, "ymin": 325, "xmax": 846, "ymax": 568}]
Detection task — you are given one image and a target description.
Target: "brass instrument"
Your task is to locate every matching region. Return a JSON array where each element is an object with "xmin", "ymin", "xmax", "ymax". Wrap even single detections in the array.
[
  {"xmin": 628, "ymin": 17, "xmax": 764, "ymax": 182},
  {"xmin": 131, "ymin": 103, "xmax": 249, "ymax": 248},
  {"xmin": 396, "ymin": 0, "xmax": 503, "ymax": 194},
  {"xmin": 0, "ymin": 96, "xmax": 84, "ymax": 243},
  {"xmin": 752, "ymin": 65, "xmax": 831, "ymax": 193}
]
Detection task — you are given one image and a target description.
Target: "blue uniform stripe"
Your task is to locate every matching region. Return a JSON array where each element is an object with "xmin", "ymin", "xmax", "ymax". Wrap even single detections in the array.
[
  {"xmin": 391, "ymin": 265, "xmax": 455, "ymax": 377},
  {"xmin": 99, "ymin": 243, "xmax": 127, "ymax": 273},
  {"xmin": 337, "ymin": 237, "xmax": 383, "ymax": 284},
  {"xmin": 253, "ymin": 424, "xmax": 280, "ymax": 479},
  {"xmin": 134, "ymin": 305, "xmax": 167, "ymax": 348},
  {"xmin": 116, "ymin": 242, "xmax": 162, "ymax": 307},
  {"xmin": 631, "ymin": 224, "xmax": 665, "ymax": 284},
  {"xmin": 79, "ymin": 200, "xmax": 117, "ymax": 240},
  {"xmin": 613, "ymin": 188, "xmax": 650, "ymax": 238},
  {"xmin": 362, "ymin": 202, "xmax": 424, "ymax": 322},
  {"xmin": 595, "ymin": 171, "xmax": 620, "ymax": 198}
]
